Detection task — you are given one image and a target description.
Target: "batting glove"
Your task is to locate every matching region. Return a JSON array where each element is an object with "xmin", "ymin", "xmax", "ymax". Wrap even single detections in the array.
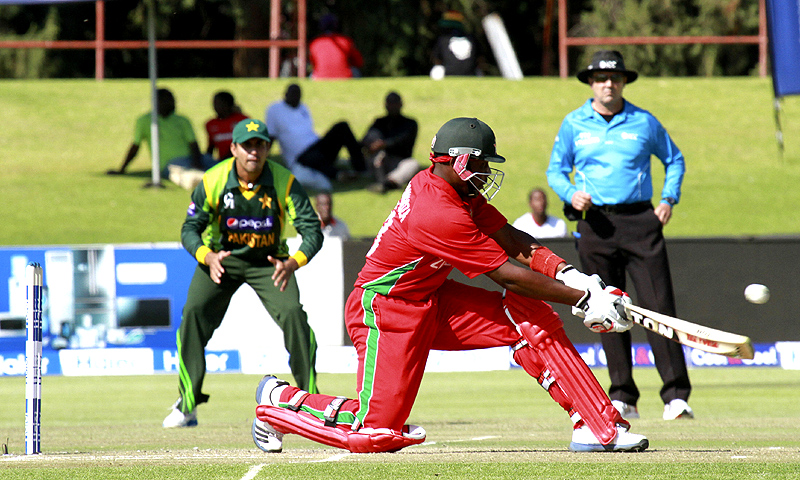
[
  {"xmin": 556, "ymin": 265, "xmax": 606, "ymax": 294},
  {"xmin": 574, "ymin": 286, "xmax": 634, "ymax": 333}
]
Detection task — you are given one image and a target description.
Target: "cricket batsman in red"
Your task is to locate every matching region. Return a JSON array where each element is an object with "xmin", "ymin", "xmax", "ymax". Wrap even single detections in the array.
[{"xmin": 251, "ymin": 117, "xmax": 649, "ymax": 453}]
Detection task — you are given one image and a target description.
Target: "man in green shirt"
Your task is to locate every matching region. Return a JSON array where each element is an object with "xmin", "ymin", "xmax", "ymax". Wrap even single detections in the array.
[
  {"xmin": 163, "ymin": 118, "xmax": 324, "ymax": 428},
  {"xmin": 108, "ymin": 88, "xmax": 214, "ymax": 180}
]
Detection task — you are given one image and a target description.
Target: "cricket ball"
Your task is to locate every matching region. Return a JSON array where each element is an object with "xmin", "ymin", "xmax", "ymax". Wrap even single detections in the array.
[{"xmin": 744, "ymin": 283, "xmax": 770, "ymax": 304}]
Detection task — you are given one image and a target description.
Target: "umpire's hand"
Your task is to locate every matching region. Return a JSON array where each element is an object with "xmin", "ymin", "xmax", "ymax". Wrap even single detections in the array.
[
  {"xmin": 268, "ymin": 256, "xmax": 299, "ymax": 292},
  {"xmin": 654, "ymin": 202, "xmax": 672, "ymax": 225}
]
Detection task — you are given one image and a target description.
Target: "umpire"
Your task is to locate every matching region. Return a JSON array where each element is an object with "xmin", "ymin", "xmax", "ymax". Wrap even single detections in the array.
[
  {"xmin": 546, "ymin": 51, "xmax": 693, "ymax": 421},
  {"xmin": 163, "ymin": 118, "xmax": 324, "ymax": 428}
]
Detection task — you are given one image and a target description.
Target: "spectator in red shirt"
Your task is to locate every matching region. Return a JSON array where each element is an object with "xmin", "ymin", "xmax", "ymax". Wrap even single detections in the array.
[
  {"xmin": 205, "ymin": 91, "xmax": 248, "ymax": 161},
  {"xmin": 309, "ymin": 14, "xmax": 363, "ymax": 79}
]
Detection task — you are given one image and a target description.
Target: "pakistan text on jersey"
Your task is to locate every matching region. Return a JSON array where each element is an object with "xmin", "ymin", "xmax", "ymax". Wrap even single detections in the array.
[{"xmin": 226, "ymin": 232, "xmax": 277, "ymax": 248}]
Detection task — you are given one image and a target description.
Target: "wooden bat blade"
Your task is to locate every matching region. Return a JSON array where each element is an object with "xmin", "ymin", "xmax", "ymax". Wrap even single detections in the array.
[{"xmin": 623, "ymin": 304, "xmax": 754, "ymax": 360}]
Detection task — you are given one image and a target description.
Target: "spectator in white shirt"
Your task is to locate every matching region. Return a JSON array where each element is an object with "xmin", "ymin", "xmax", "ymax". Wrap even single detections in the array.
[
  {"xmin": 266, "ymin": 84, "xmax": 365, "ymax": 191},
  {"xmin": 512, "ymin": 188, "xmax": 568, "ymax": 239}
]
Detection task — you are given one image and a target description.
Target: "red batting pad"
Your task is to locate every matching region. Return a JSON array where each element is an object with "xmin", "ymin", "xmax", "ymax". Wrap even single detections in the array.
[
  {"xmin": 503, "ymin": 290, "xmax": 624, "ymax": 445},
  {"xmin": 256, "ymin": 405, "xmax": 425, "ymax": 453},
  {"xmin": 516, "ymin": 323, "xmax": 625, "ymax": 444}
]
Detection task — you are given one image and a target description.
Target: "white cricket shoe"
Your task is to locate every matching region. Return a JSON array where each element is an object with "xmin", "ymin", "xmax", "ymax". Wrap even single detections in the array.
[
  {"xmin": 663, "ymin": 399, "xmax": 694, "ymax": 420},
  {"xmin": 162, "ymin": 399, "xmax": 197, "ymax": 428},
  {"xmin": 402, "ymin": 424, "xmax": 427, "ymax": 440},
  {"xmin": 255, "ymin": 374, "xmax": 290, "ymax": 406},
  {"xmin": 569, "ymin": 424, "xmax": 649, "ymax": 452},
  {"xmin": 252, "ymin": 418, "xmax": 284, "ymax": 453},
  {"xmin": 611, "ymin": 400, "xmax": 640, "ymax": 419},
  {"xmin": 252, "ymin": 375, "xmax": 291, "ymax": 453}
]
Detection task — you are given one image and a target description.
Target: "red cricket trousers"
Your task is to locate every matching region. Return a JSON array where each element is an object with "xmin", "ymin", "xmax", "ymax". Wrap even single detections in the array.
[{"xmin": 277, "ymin": 278, "xmax": 560, "ymax": 432}]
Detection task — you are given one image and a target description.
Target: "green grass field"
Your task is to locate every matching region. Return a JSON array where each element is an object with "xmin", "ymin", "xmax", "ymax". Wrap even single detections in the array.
[
  {"xmin": 2, "ymin": 77, "xmax": 800, "ymax": 478},
  {"xmin": 1, "ymin": 368, "xmax": 799, "ymax": 479},
  {"xmin": 1, "ymin": 76, "xmax": 800, "ymax": 245}
]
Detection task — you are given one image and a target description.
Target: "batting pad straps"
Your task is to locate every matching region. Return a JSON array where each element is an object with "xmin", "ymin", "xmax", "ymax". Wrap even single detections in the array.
[
  {"xmin": 323, "ymin": 396, "xmax": 348, "ymax": 427},
  {"xmin": 529, "ymin": 246, "xmax": 565, "ymax": 278},
  {"xmin": 286, "ymin": 391, "xmax": 310, "ymax": 411}
]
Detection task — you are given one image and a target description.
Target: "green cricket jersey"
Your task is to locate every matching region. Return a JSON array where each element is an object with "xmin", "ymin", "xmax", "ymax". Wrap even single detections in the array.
[{"xmin": 181, "ymin": 157, "xmax": 323, "ymax": 266}]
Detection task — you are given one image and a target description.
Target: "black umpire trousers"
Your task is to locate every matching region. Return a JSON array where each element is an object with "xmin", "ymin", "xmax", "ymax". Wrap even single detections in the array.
[
  {"xmin": 297, "ymin": 121, "xmax": 366, "ymax": 179},
  {"xmin": 576, "ymin": 204, "xmax": 691, "ymax": 406}
]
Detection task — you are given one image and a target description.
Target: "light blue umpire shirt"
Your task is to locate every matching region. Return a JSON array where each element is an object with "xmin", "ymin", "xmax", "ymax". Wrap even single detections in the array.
[{"xmin": 546, "ymin": 98, "xmax": 685, "ymax": 207}]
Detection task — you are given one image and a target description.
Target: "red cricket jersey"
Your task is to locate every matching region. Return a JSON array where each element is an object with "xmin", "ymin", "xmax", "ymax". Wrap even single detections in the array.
[
  {"xmin": 356, "ymin": 167, "xmax": 509, "ymax": 301},
  {"xmin": 205, "ymin": 112, "xmax": 248, "ymax": 160}
]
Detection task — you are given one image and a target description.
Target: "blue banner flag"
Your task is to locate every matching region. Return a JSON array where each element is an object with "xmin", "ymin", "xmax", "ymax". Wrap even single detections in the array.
[{"xmin": 767, "ymin": 0, "xmax": 800, "ymax": 97}]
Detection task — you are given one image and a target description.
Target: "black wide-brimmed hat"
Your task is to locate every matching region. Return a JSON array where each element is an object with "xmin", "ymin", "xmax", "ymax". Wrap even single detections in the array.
[{"xmin": 577, "ymin": 50, "xmax": 638, "ymax": 84}]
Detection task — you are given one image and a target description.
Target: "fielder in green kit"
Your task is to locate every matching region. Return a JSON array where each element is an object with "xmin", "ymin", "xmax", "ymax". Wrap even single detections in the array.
[{"xmin": 163, "ymin": 118, "xmax": 324, "ymax": 428}]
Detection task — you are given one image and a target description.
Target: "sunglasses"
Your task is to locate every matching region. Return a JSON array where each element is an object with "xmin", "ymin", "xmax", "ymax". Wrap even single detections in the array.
[{"xmin": 591, "ymin": 73, "xmax": 625, "ymax": 83}]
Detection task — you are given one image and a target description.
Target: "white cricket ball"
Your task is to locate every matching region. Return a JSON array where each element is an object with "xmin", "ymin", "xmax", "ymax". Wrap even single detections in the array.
[{"xmin": 744, "ymin": 283, "xmax": 770, "ymax": 304}]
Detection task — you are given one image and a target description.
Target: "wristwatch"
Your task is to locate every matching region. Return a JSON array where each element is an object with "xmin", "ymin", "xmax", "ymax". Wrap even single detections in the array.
[{"xmin": 662, "ymin": 197, "xmax": 677, "ymax": 206}]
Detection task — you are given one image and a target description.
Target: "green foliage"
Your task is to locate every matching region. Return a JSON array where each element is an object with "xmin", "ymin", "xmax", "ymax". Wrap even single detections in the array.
[
  {"xmin": 574, "ymin": 0, "xmax": 761, "ymax": 76},
  {"xmin": 0, "ymin": 0, "xmax": 764, "ymax": 78},
  {"xmin": 0, "ymin": 1, "xmax": 560, "ymax": 78},
  {"xmin": 316, "ymin": 0, "xmax": 433, "ymax": 77},
  {"xmin": 0, "ymin": 6, "xmax": 60, "ymax": 78}
]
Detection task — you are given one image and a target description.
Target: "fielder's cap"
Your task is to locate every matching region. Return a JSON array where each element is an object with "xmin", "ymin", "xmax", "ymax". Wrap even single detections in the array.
[
  {"xmin": 576, "ymin": 50, "xmax": 638, "ymax": 84},
  {"xmin": 232, "ymin": 119, "xmax": 271, "ymax": 144},
  {"xmin": 431, "ymin": 117, "xmax": 505, "ymax": 163}
]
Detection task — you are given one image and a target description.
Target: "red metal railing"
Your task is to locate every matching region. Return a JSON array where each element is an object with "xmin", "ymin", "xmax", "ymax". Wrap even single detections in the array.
[
  {"xmin": 0, "ymin": 0, "xmax": 307, "ymax": 80},
  {"xmin": 0, "ymin": 0, "xmax": 769, "ymax": 79},
  {"xmin": 557, "ymin": 0, "xmax": 769, "ymax": 78}
]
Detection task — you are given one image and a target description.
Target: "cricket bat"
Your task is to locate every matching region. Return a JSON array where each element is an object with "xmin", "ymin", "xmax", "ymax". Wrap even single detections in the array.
[{"xmin": 623, "ymin": 304, "xmax": 755, "ymax": 360}]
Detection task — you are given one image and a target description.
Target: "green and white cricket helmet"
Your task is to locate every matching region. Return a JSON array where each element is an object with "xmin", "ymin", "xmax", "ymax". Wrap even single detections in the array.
[{"xmin": 431, "ymin": 117, "xmax": 505, "ymax": 163}]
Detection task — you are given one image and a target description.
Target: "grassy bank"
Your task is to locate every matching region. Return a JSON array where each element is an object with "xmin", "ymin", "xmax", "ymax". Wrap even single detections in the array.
[{"xmin": 1, "ymin": 76, "xmax": 799, "ymax": 245}]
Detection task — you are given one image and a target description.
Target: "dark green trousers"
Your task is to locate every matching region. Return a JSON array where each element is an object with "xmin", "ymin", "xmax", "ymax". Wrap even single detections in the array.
[{"xmin": 176, "ymin": 256, "xmax": 318, "ymax": 413}]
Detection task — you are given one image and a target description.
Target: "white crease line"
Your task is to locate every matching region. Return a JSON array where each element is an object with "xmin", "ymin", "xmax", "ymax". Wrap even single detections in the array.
[
  {"xmin": 311, "ymin": 452, "xmax": 351, "ymax": 463},
  {"xmin": 411, "ymin": 435, "xmax": 499, "ymax": 448},
  {"xmin": 241, "ymin": 463, "xmax": 265, "ymax": 480},
  {"xmin": 449, "ymin": 436, "xmax": 499, "ymax": 443}
]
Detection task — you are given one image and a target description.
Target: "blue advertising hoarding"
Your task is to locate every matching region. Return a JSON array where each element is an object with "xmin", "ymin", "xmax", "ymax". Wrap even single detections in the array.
[
  {"xmin": 0, "ymin": 244, "xmax": 193, "ymax": 355},
  {"xmin": 1, "ymin": 244, "xmax": 798, "ymax": 376}
]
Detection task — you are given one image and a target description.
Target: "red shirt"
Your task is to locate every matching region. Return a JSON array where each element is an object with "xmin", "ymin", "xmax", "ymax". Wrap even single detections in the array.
[
  {"xmin": 309, "ymin": 33, "xmax": 364, "ymax": 79},
  {"xmin": 356, "ymin": 167, "xmax": 508, "ymax": 301},
  {"xmin": 205, "ymin": 112, "xmax": 248, "ymax": 160}
]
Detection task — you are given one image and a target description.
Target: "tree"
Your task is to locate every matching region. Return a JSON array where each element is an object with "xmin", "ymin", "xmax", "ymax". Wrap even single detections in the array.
[
  {"xmin": 0, "ymin": 0, "xmax": 761, "ymax": 78},
  {"xmin": 572, "ymin": 0, "xmax": 760, "ymax": 76}
]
